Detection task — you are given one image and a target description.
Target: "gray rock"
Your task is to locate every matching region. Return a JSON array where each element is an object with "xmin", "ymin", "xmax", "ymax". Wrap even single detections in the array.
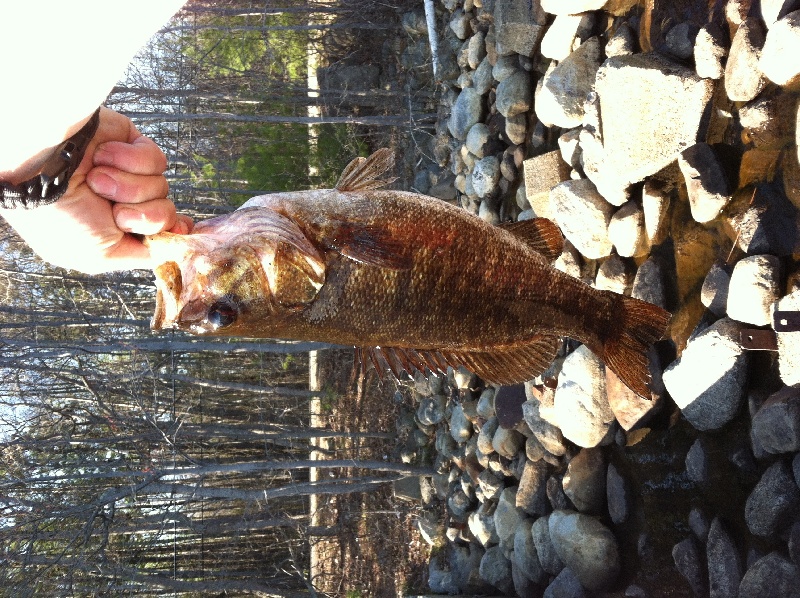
[
  {"xmin": 450, "ymin": 543, "xmax": 493, "ymax": 594},
  {"xmin": 524, "ymin": 150, "xmax": 571, "ymax": 219},
  {"xmin": 562, "ymin": 447, "xmax": 606, "ymax": 514},
  {"xmin": 678, "ymin": 142, "xmax": 732, "ymax": 223},
  {"xmin": 417, "ymin": 394, "xmax": 446, "ymax": 425},
  {"xmin": 738, "ymin": 89, "xmax": 798, "ymax": 150},
  {"xmin": 550, "ymin": 179, "xmax": 615, "ymax": 260},
  {"xmin": 666, "ymin": 22, "xmax": 698, "ymax": 59},
  {"xmin": 512, "ymin": 559, "xmax": 541, "ymax": 597},
  {"xmin": 553, "ymin": 345, "xmax": 615, "ymax": 447},
  {"xmin": 496, "ymin": 69, "xmax": 532, "ymax": 118},
  {"xmin": 465, "ymin": 123, "xmax": 492, "ymax": 158},
  {"xmin": 745, "ymin": 460, "xmax": 800, "ymax": 538},
  {"xmin": 727, "ymin": 254, "xmax": 781, "ymax": 327},
  {"xmin": 514, "ymin": 523, "xmax": 547, "ymax": 584},
  {"xmin": 673, "ymin": 537, "xmax": 707, "ymax": 598},
  {"xmin": 695, "ymin": 22, "xmax": 728, "ymax": 79},
  {"xmin": 494, "ymin": 487, "xmax": 526, "ymax": 551},
  {"xmin": 761, "ymin": 10, "xmax": 800, "ymax": 86},
  {"xmin": 727, "ymin": 182, "xmax": 800, "ymax": 256},
  {"xmin": 790, "ymin": 520, "xmax": 800, "ymax": 566},
  {"xmin": 472, "ymin": 56, "xmax": 493, "ymax": 95},
  {"xmin": 606, "ymin": 21, "xmax": 636, "ymax": 57},
  {"xmin": 607, "ymin": 462, "xmax": 631, "ymax": 525},
  {"xmin": 549, "ymin": 510, "xmax": 621, "ymax": 591},
  {"xmin": 544, "ymin": 567, "xmax": 588, "ymax": 598},
  {"xmin": 686, "ymin": 437, "xmax": 710, "ymax": 484},
  {"xmin": 738, "ymin": 552, "xmax": 800, "ymax": 598},
  {"xmin": 492, "ymin": 55, "xmax": 518, "ymax": 82},
  {"xmin": 707, "ymin": 517, "xmax": 743, "ymax": 598},
  {"xmin": 417, "ymin": 511, "xmax": 446, "ymax": 548},
  {"xmin": 609, "ymin": 200, "xmax": 649, "ymax": 257},
  {"xmin": 701, "ymin": 262, "xmax": 732, "ymax": 317},
  {"xmin": 535, "ymin": 37, "xmax": 602, "ymax": 128},
  {"xmin": 466, "ymin": 30, "xmax": 486, "ymax": 70},
  {"xmin": 541, "ymin": 0, "xmax": 606, "ymax": 14},
  {"xmin": 751, "ymin": 386, "xmax": 800, "ymax": 454},
  {"xmin": 642, "ymin": 180, "xmax": 671, "ymax": 245},
  {"xmin": 547, "ymin": 475, "xmax": 573, "ymax": 512},
  {"xmin": 477, "ymin": 416, "xmax": 499, "ymax": 456},
  {"xmin": 479, "ymin": 546, "xmax": 514, "ymax": 594},
  {"xmin": 449, "ymin": 403, "xmax": 473, "ymax": 443},
  {"xmin": 725, "ymin": 17, "xmax": 767, "ymax": 102},
  {"xmin": 522, "ymin": 399, "xmax": 568, "ymax": 456},
  {"xmin": 776, "ymin": 288, "xmax": 800, "ymax": 386},
  {"xmin": 540, "ymin": 13, "xmax": 586, "ymax": 61},
  {"xmin": 494, "ymin": 0, "xmax": 548, "ymax": 57},
  {"xmin": 689, "ymin": 507, "xmax": 711, "ymax": 543},
  {"xmin": 663, "ymin": 318, "xmax": 749, "ymax": 431},
  {"xmin": 428, "ymin": 552, "xmax": 460, "ymax": 594},
  {"xmin": 477, "ymin": 388, "xmax": 495, "ymax": 419},
  {"xmin": 517, "ymin": 459, "xmax": 550, "ymax": 517},
  {"xmin": 477, "ymin": 468, "xmax": 504, "ymax": 502},
  {"xmin": 448, "ymin": 87, "xmax": 484, "ymax": 140},
  {"xmin": 586, "ymin": 53, "xmax": 714, "ymax": 203},
  {"xmin": 448, "ymin": 487, "xmax": 474, "ymax": 520},
  {"xmin": 468, "ymin": 505, "xmax": 500, "ymax": 547},
  {"xmin": 532, "ymin": 516, "xmax": 565, "ymax": 576},
  {"xmin": 436, "ymin": 427, "xmax": 458, "ymax": 459},
  {"xmin": 632, "ymin": 257, "xmax": 667, "ymax": 309},
  {"xmin": 471, "ymin": 155, "xmax": 501, "ymax": 198},
  {"xmin": 492, "ymin": 426, "xmax": 524, "ymax": 458},
  {"xmin": 594, "ymin": 255, "xmax": 633, "ymax": 295},
  {"xmin": 558, "ymin": 127, "xmax": 582, "ymax": 170}
]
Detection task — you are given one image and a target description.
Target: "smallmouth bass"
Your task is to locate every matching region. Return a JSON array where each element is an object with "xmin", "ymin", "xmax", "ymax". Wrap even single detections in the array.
[{"xmin": 147, "ymin": 149, "xmax": 670, "ymax": 398}]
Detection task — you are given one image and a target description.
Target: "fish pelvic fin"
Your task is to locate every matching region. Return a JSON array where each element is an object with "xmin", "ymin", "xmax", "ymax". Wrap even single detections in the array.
[
  {"xmin": 360, "ymin": 336, "xmax": 561, "ymax": 385},
  {"xmin": 600, "ymin": 295, "xmax": 671, "ymax": 399},
  {"xmin": 499, "ymin": 218, "xmax": 564, "ymax": 261},
  {"xmin": 335, "ymin": 148, "xmax": 396, "ymax": 192}
]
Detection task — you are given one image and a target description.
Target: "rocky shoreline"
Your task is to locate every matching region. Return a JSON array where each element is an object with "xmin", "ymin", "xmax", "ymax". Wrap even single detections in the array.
[{"xmin": 395, "ymin": 0, "xmax": 800, "ymax": 596}]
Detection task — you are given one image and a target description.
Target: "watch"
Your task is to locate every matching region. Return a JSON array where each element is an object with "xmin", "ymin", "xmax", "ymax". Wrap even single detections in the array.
[{"xmin": 0, "ymin": 107, "xmax": 101, "ymax": 209}]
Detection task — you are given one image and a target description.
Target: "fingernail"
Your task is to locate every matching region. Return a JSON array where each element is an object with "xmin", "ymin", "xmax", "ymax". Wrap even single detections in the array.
[
  {"xmin": 115, "ymin": 207, "xmax": 142, "ymax": 232},
  {"xmin": 88, "ymin": 172, "xmax": 118, "ymax": 198},
  {"xmin": 93, "ymin": 146, "xmax": 115, "ymax": 166}
]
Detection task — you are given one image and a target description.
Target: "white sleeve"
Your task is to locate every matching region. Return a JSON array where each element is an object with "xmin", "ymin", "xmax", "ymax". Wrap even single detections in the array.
[{"xmin": 0, "ymin": 0, "xmax": 186, "ymax": 169}]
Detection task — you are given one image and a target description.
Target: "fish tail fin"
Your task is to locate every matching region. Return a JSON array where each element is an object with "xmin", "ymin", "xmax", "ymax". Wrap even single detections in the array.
[{"xmin": 599, "ymin": 295, "xmax": 671, "ymax": 399}]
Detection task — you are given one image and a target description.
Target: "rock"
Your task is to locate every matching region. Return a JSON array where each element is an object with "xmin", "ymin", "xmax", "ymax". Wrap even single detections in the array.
[
  {"xmin": 775, "ymin": 288, "xmax": 800, "ymax": 386},
  {"xmin": 477, "ymin": 416, "xmax": 499, "ymax": 456},
  {"xmin": 739, "ymin": 89, "xmax": 798, "ymax": 150},
  {"xmin": 554, "ymin": 345, "xmax": 615, "ymax": 447},
  {"xmin": 522, "ymin": 399, "xmax": 568, "ymax": 457},
  {"xmin": 745, "ymin": 460, "xmax": 800, "ymax": 537},
  {"xmin": 663, "ymin": 318, "xmax": 749, "ymax": 431},
  {"xmin": 701, "ymin": 262, "xmax": 732, "ymax": 317},
  {"xmin": 417, "ymin": 511, "xmax": 446, "ymax": 548},
  {"xmin": 550, "ymin": 179, "xmax": 615, "ymax": 260},
  {"xmin": 469, "ymin": 506, "xmax": 500, "ymax": 547},
  {"xmin": 494, "ymin": 383, "xmax": 526, "ymax": 429},
  {"xmin": 726, "ymin": 254, "xmax": 781, "ymax": 326},
  {"xmin": 465, "ymin": 123, "xmax": 492, "ymax": 158},
  {"xmin": 739, "ymin": 553, "xmax": 800, "ymax": 597},
  {"xmin": 689, "ymin": 507, "xmax": 711, "ymax": 542},
  {"xmin": 606, "ymin": 21, "xmax": 636, "ymax": 57},
  {"xmin": 523, "ymin": 151, "xmax": 571, "ymax": 218},
  {"xmin": 541, "ymin": 14, "xmax": 586, "ymax": 61},
  {"xmin": 466, "ymin": 30, "xmax": 486, "ymax": 70},
  {"xmin": 493, "ymin": 55, "xmax": 518, "ymax": 82},
  {"xmin": 609, "ymin": 200, "xmax": 650, "ymax": 257},
  {"xmin": 449, "ymin": 9, "xmax": 470, "ymax": 40},
  {"xmin": 727, "ymin": 181, "xmax": 800, "ymax": 257},
  {"xmin": 544, "ymin": 567, "xmax": 588, "ymax": 598},
  {"xmin": 417, "ymin": 394, "xmax": 446, "ymax": 426},
  {"xmin": 514, "ymin": 523, "xmax": 547, "ymax": 584},
  {"xmin": 505, "ymin": 112, "xmax": 527, "ymax": 145},
  {"xmin": 547, "ymin": 475, "xmax": 573, "ymax": 511},
  {"xmin": 448, "ymin": 87, "xmax": 484, "ymax": 140},
  {"xmin": 541, "ymin": 0, "xmax": 605, "ymax": 14},
  {"xmin": 606, "ymin": 463, "xmax": 631, "ymax": 524},
  {"xmin": 562, "ymin": 447, "xmax": 606, "ymax": 514},
  {"xmin": 594, "ymin": 255, "xmax": 633, "ymax": 295},
  {"xmin": 472, "ymin": 56, "xmax": 493, "ymax": 95},
  {"xmin": 725, "ymin": 17, "xmax": 767, "ymax": 101},
  {"xmin": 448, "ymin": 487, "xmax": 474, "ymax": 520},
  {"xmin": 587, "ymin": 53, "xmax": 714, "ymax": 201},
  {"xmin": 642, "ymin": 180, "xmax": 672, "ymax": 245},
  {"xmin": 760, "ymin": 10, "xmax": 800, "ymax": 86},
  {"xmin": 535, "ymin": 37, "xmax": 602, "ymax": 128},
  {"xmin": 685, "ymin": 437, "xmax": 710, "ymax": 484},
  {"xmin": 477, "ymin": 388, "xmax": 495, "ymax": 419},
  {"xmin": 452, "ymin": 543, "xmax": 494, "ymax": 594},
  {"xmin": 549, "ymin": 510, "xmax": 621, "ymax": 591},
  {"xmin": 694, "ymin": 22, "xmax": 728, "ymax": 79},
  {"xmin": 666, "ymin": 22, "xmax": 698, "ymax": 59},
  {"xmin": 707, "ymin": 517, "xmax": 743, "ymax": 598},
  {"xmin": 471, "ymin": 156, "xmax": 501, "ymax": 199},
  {"xmin": 632, "ymin": 257, "xmax": 667, "ymax": 309},
  {"xmin": 492, "ymin": 426, "xmax": 524, "ymax": 458},
  {"xmin": 449, "ymin": 403, "xmax": 473, "ymax": 443},
  {"xmin": 494, "ymin": 0, "xmax": 548, "ymax": 56},
  {"xmin": 558, "ymin": 128, "xmax": 582, "ymax": 170},
  {"xmin": 678, "ymin": 143, "xmax": 732, "ymax": 223},
  {"xmin": 494, "ymin": 487, "xmax": 526, "ymax": 551},
  {"xmin": 606, "ymin": 347, "xmax": 664, "ymax": 430},
  {"xmin": 517, "ymin": 459, "xmax": 550, "ymax": 517},
  {"xmin": 532, "ymin": 516, "xmax": 565, "ymax": 576},
  {"xmin": 790, "ymin": 520, "xmax": 800, "ymax": 565},
  {"xmin": 428, "ymin": 553, "xmax": 460, "ymax": 594},
  {"xmin": 436, "ymin": 427, "xmax": 457, "ymax": 459},
  {"xmin": 673, "ymin": 537, "xmax": 708, "ymax": 597},
  {"xmin": 496, "ymin": 69, "xmax": 532, "ymax": 118},
  {"xmin": 478, "ymin": 199, "xmax": 500, "ymax": 225}
]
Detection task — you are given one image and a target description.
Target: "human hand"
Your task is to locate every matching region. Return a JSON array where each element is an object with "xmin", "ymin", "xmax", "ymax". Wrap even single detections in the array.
[{"xmin": 0, "ymin": 107, "xmax": 192, "ymax": 274}]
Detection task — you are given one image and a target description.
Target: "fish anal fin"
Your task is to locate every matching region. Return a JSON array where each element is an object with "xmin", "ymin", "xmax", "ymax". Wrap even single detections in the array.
[
  {"xmin": 323, "ymin": 221, "xmax": 411, "ymax": 270},
  {"xmin": 335, "ymin": 148, "xmax": 396, "ymax": 192},
  {"xmin": 360, "ymin": 336, "xmax": 562, "ymax": 385},
  {"xmin": 600, "ymin": 294, "xmax": 671, "ymax": 399},
  {"xmin": 500, "ymin": 218, "xmax": 564, "ymax": 261}
]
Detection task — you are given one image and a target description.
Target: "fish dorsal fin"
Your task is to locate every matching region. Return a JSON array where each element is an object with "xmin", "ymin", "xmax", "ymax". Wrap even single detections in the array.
[
  {"xmin": 360, "ymin": 335, "xmax": 562, "ymax": 385},
  {"xmin": 335, "ymin": 148, "xmax": 396, "ymax": 192},
  {"xmin": 499, "ymin": 218, "xmax": 564, "ymax": 261}
]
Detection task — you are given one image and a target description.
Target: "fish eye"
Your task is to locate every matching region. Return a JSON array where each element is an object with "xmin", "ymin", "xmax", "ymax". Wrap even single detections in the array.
[{"xmin": 207, "ymin": 298, "xmax": 238, "ymax": 329}]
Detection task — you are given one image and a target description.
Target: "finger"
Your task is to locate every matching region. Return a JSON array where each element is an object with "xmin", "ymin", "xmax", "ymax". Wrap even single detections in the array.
[
  {"xmin": 113, "ymin": 198, "xmax": 179, "ymax": 235},
  {"xmin": 87, "ymin": 166, "xmax": 169, "ymax": 203},
  {"xmin": 93, "ymin": 134, "xmax": 167, "ymax": 175},
  {"xmin": 170, "ymin": 214, "xmax": 194, "ymax": 235}
]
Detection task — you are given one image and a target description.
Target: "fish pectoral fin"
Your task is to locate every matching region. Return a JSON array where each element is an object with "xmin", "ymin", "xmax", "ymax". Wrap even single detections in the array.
[
  {"xmin": 360, "ymin": 336, "xmax": 562, "ymax": 386},
  {"xmin": 499, "ymin": 218, "xmax": 564, "ymax": 261},
  {"xmin": 335, "ymin": 148, "xmax": 396, "ymax": 191},
  {"xmin": 323, "ymin": 221, "xmax": 411, "ymax": 270}
]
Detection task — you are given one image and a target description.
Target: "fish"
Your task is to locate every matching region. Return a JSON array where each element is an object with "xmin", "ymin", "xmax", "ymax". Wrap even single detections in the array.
[{"xmin": 146, "ymin": 149, "xmax": 671, "ymax": 398}]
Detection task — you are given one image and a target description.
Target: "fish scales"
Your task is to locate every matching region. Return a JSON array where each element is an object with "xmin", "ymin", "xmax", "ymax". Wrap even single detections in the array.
[{"xmin": 147, "ymin": 149, "xmax": 670, "ymax": 398}]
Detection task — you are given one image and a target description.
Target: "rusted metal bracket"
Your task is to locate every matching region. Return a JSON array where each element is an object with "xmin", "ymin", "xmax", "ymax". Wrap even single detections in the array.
[{"xmin": 739, "ymin": 310, "xmax": 800, "ymax": 351}]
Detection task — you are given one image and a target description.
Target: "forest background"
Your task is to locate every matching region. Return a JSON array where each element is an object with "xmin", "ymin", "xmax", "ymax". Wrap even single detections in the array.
[{"xmin": 0, "ymin": 0, "xmax": 436, "ymax": 595}]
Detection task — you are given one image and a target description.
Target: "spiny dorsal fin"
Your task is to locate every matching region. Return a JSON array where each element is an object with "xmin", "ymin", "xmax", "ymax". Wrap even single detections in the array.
[
  {"xmin": 499, "ymin": 218, "xmax": 564, "ymax": 261},
  {"xmin": 360, "ymin": 335, "xmax": 562, "ymax": 385},
  {"xmin": 335, "ymin": 148, "xmax": 396, "ymax": 192}
]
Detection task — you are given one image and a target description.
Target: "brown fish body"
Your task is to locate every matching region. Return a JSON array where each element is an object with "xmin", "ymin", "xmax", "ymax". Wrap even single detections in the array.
[{"xmin": 148, "ymin": 150, "xmax": 670, "ymax": 396}]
